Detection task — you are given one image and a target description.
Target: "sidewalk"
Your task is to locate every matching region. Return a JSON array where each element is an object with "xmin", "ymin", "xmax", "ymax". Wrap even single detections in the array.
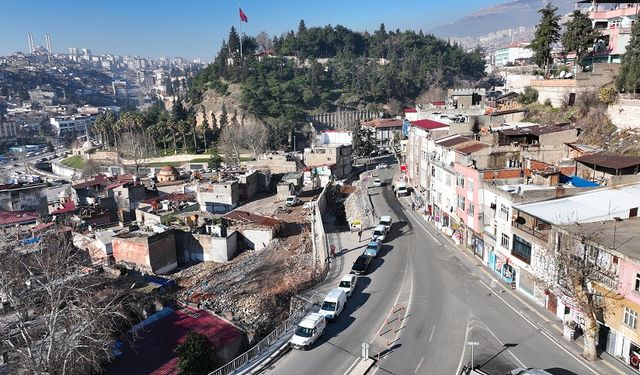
[{"xmin": 402, "ymin": 202, "xmax": 636, "ymax": 375}]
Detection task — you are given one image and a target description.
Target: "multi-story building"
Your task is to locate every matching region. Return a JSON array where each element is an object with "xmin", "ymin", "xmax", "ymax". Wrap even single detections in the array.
[
  {"xmin": 588, "ymin": 3, "xmax": 638, "ymax": 64},
  {"xmin": 0, "ymin": 118, "xmax": 18, "ymax": 141},
  {"xmin": 304, "ymin": 143, "xmax": 352, "ymax": 180},
  {"xmin": 0, "ymin": 182, "xmax": 47, "ymax": 212},
  {"xmin": 49, "ymin": 114, "xmax": 96, "ymax": 135},
  {"xmin": 361, "ymin": 118, "xmax": 404, "ymax": 152},
  {"xmin": 494, "ymin": 43, "xmax": 533, "ymax": 66}
]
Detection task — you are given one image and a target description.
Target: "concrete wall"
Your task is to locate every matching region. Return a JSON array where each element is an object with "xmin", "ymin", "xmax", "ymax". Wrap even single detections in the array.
[
  {"xmin": 176, "ymin": 230, "xmax": 238, "ymax": 263},
  {"xmin": 608, "ymin": 98, "xmax": 640, "ymax": 130},
  {"xmin": 51, "ymin": 162, "xmax": 78, "ymax": 178},
  {"xmin": 242, "ymin": 228, "xmax": 273, "ymax": 250},
  {"xmin": 112, "ymin": 230, "xmax": 177, "ymax": 274}
]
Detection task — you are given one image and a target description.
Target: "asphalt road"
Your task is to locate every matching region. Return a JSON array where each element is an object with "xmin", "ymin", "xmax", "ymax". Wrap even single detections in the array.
[{"xmin": 262, "ymin": 165, "xmax": 627, "ymax": 375}]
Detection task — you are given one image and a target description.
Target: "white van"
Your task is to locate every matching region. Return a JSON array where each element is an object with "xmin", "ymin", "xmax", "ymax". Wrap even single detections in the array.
[
  {"xmin": 319, "ymin": 289, "xmax": 347, "ymax": 320},
  {"xmin": 379, "ymin": 215, "xmax": 392, "ymax": 232},
  {"xmin": 371, "ymin": 224, "xmax": 386, "ymax": 242},
  {"xmin": 338, "ymin": 274, "xmax": 358, "ymax": 297},
  {"xmin": 290, "ymin": 312, "xmax": 326, "ymax": 350}
]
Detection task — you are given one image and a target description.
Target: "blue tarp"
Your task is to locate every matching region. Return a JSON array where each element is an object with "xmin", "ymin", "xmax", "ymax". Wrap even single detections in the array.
[
  {"xmin": 21, "ymin": 237, "xmax": 41, "ymax": 245},
  {"xmin": 560, "ymin": 175, "xmax": 599, "ymax": 187}
]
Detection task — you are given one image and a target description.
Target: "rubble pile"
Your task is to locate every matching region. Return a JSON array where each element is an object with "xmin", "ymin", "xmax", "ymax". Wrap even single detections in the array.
[{"xmin": 345, "ymin": 177, "xmax": 376, "ymax": 229}]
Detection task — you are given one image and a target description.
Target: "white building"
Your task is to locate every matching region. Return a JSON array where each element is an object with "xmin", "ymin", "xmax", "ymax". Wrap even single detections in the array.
[
  {"xmin": 494, "ymin": 43, "xmax": 533, "ymax": 66},
  {"xmin": 49, "ymin": 114, "xmax": 96, "ymax": 135},
  {"xmin": 0, "ymin": 119, "xmax": 18, "ymax": 141}
]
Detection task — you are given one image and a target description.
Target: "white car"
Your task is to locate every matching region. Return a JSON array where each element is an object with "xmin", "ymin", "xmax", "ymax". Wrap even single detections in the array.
[
  {"xmin": 379, "ymin": 215, "xmax": 392, "ymax": 232},
  {"xmin": 286, "ymin": 195, "xmax": 300, "ymax": 206},
  {"xmin": 508, "ymin": 369, "xmax": 553, "ymax": 375},
  {"xmin": 371, "ymin": 224, "xmax": 386, "ymax": 242},
  {"xmin": 290, "ymin": 312, "xmax": 326, "ymax": 350},
  {"xmin": 338, "ymin": 274, "xmax": 358, "ymax": 297},
  {"xmin": 373, "ymin": 178, "xmax": 382, "ymax": 187}
]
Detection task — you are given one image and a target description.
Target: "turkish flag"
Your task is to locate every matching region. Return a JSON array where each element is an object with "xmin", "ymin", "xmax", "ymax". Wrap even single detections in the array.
[{"xmin": 239, "ymin": 8, "xmax": 248, "ymax": 22}]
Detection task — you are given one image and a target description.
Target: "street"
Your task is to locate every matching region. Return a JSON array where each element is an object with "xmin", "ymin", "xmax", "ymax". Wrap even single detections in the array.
[{"xmin": 262, "ymin": 165, "xmax": 631, "ymax": 375}]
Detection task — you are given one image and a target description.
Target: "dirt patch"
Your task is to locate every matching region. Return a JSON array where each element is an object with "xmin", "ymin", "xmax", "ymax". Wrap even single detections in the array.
[{"xmin": 174, "ymin": 192, "xmax": 319, "ymax": 339}]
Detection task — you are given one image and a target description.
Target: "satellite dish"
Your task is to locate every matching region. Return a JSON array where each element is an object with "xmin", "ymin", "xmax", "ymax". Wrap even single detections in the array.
[
  {"xmin": 515, "ymin": 216, "xmax": 526, "ymax": 225},
  {"xmin": 558, "ymin": 70, "xmax": 566, "ymax": 79}
]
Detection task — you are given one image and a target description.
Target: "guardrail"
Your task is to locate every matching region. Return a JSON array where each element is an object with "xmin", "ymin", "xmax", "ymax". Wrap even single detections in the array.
[{"xmin": 209, "ymin": 298, "xmax": 316, "ymax": 375}]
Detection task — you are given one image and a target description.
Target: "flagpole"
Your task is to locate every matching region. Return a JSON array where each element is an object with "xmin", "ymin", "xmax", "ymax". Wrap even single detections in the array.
[{"xmin": 239, "ymin": 0, "xmax": 243, "ymax": 59}]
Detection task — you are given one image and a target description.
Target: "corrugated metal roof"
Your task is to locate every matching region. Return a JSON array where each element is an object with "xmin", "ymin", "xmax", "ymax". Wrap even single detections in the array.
[
  {"xmin": 454, "ymin": 142, "xmax": 491, "ymax": 155},
  {"xmin": 223, "ymin": 210, "xmax": 281, "ymax": 228},
  {"xmin": 515, "ymin": 183, "xmax": 640, "ymax": 224},
  {"xmin": 435, "ymin": 135, "xmax": 471, "ymax": 147},
  {"xmin": 0, "ymin": 210, "xmax": 38, "ymax": 227},
  {"xmin": 575, "ymin": 151, "xmax": 640, "ymax": 170}
]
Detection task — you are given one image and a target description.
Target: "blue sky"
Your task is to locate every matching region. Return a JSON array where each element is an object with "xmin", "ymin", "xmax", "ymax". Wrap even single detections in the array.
[{"xmin": 1, "ymin": 0, "xmax": 501, "ymax": 60}]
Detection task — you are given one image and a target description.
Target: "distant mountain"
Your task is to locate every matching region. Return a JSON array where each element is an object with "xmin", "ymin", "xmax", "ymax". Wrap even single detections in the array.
[{"xmin": 430, "ymin": 0, "xmax": 575, "ymax": 39}]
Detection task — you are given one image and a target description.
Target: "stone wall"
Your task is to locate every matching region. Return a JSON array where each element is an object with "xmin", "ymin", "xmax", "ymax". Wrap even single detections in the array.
[
  {"xmin": 608, "ymin": 98, "xmax": 640, "ymax": 130},
  {"xmin": 176, "ymin": 230, "xmax": 239, "ymax": 263}
]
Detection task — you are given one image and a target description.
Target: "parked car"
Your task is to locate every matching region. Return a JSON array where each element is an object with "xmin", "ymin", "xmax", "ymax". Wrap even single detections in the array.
[
  {"xmin": 364, "ymin": 240, "xmax": 381, "ymax": 258},
  {"xmin": 318, "ymin": 289, "xmax": 347, "ymax": 321},
  {"xmin": 376, "ymin": 163, "xmax": 388, "ymax": 169},
  {"xmin": 338, "ymin": 274, "xmax": 358, "ymax": 297},
  {"xmin": 508, "ymin": 369, "xmax": 553, "ymax": 375},
  {"xmin": 351, "ymin": 254, "xmax": 373, "ymax": 275},
  {"xmin": 373, "ymin": 178, "xmax": 381, "ymax": 187},
  {"xmin": 396, "ymin": 183, "xmax": 409, "ymax": 197},
  {"xmin": 371, "ymin": 224, "xmax": 386, "ymax": 242},
  {"xmin": 286, "ymin": 195, "xmax": 300, "ymax": 206},
  {"xmin": 290, "ymin": 312, "xmax": 326, "ymax": 350},
  {"xmin": 379, "ymin": 215, "xmax": 392, "ymax": 232}
]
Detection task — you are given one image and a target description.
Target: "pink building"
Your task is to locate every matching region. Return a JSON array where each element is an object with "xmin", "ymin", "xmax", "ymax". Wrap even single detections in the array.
[
  {"xmin": 454, "ymin": 162, "xmax": 484, "ymax": 259},
  {"xmin": 588, "ymin": 4, "xmax": 638, "ymax": 63}
]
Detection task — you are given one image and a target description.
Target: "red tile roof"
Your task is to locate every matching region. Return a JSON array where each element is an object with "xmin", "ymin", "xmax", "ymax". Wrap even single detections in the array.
[
  {"xmin": 0, "ymin": 210, "xmax": 38, "ymax": 227},
  {"xmin": 435, "ymin": 135, "xmax": 471, "ymax": 147},
  {"xmin": 454, "ymin": 142, "xmax": 491, "ymax": 155},
  {"xmin": 108, "ymin": 305, "xmax": 244, "ymax": 375},
  {"xmin": 72, "ymin": 174, "xmax": 113, "ymax": 190},
  {"xmin": 404, "ymin": 107, "xmax": 417, "ymax": 113},
  {"xmin": 410, "ymin": 119, "xmax": 449, "ymax": 131},
  {"xmin": 51, "ymin": 201, "xmax": 77, "ymax": 215},
  {"xmin": 223, "ymin": 210, "xmax": 281, "ymax": 228},
  {"xmin": 431, "ymin": 101, "xmax": 446, "ymax": 106}
]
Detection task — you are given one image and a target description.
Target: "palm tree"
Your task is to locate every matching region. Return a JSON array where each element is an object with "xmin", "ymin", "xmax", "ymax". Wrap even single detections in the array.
[{"xmin": 167, "ymin": 119, "xmax": 179, "ymax": 154}]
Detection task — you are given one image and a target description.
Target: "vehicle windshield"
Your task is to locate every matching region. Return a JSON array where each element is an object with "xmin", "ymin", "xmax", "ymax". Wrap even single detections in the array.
[
  {"xmin": 321, "ymin": 301, "xmax": 337, "ymax": 311},
  {"xmin": 339, "ymin": 280, "xmax": 351, "ymax": 288},
  {"xmin": 295, "ymin": 326, "xmax": 314, "ymax": 338},
  {"xmin": 373, "ymin": 230, "xmax": 383, "ymax": 236},
  {"xmin": 381, "ymin": 219, "xmax": 391, "ymax": 225}
]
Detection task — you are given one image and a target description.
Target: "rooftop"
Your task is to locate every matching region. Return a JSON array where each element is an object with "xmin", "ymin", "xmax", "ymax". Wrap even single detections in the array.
[
  {"xmin": 361, "ymin": 118, "xmax": 403, "ymax": 128},
  {"xmin": 0, "ymin": 210, "xmax": 39, "ymax": 227},
  {"xmin": 435, "ymin": 135, "xmax": 472, "ymax": 148},
  {"xmin": 410, "ymin": 118, "xmax": 449, "ymax": 131},
  {"xmin": 108, "ymin": 305, "xmax": 243, "ymax": 375},
  {"xmin": 514, "ymin": 183, "xmax": 640, "ymax": 224},
  {"xmin": 453, "ymin": 141, "xmax": 491, "ymax": 155},
  {"xmin": 223, "ymin": 210, "xmax": 281, "ymax": 228},
  {"xmin": 574, "ymin": 151, "xmax": 640, "ymax": 170},
  {"xmin": 566, "ymin": 217, "xmax": 640, "ymax": 262}
]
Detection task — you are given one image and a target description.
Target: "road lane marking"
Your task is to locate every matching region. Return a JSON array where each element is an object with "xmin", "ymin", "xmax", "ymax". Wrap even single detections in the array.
[
  {"xmin": 481, "ymin": 322, "xmax": 526, "ymax": 368},
  {"xmin": 455, "ymin": 315, "xmax": 471, "ymax": 375},
  {"xmin": 414, "ymin": 356, "xmax": 424, "ymax": 373},
  {"xmin": 343, "ymin": 357, "xmax": 361, "ymax": 375},
  {"xmin": 428, "ymin": 325, "xmax": 435, "ymax": 343},
  {"xmin": 478, "ymin": 280, "xmax": 600, "ymax": 375},
  {"xmin": 404, "ymin": 208, "xmax": 441, "ymax": 246}
]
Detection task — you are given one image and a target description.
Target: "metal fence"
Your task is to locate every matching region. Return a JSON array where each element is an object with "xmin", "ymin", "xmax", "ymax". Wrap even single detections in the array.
[{"xmin": 208, "ymin": 298, "xmax": 316, "ymax": 375}]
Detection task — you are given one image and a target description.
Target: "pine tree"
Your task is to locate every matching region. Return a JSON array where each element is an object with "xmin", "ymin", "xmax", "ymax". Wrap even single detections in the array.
[
  {"xmin": 175, "ymin": 332, "xmax": 216, "ymax": 375},
  {"xmin": 298, "ymin": 19, "xmax": 307, "ymax": 35},
  {"xmin": 219, "ymin": 104, "xmax": 228, "ymax": 129},
  {"xmin": 562, "ymin": 10, "xmax": 600, "ymax": 68},
  {"xmin": 529, "ymin": 4, "xmax": 561, "ymax": 73},
  {"xmin": 228, "ymin": 27, "xmax": 241, "ymax": 57},
  {"xmin": 616, "ymin": 22, "xmax": 640, "ymax": 93}
]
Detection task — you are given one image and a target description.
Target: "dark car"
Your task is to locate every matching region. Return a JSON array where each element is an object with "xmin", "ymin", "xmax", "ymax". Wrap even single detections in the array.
[{"xmin": 351, "ymin": 255, "xmax": 372, "ymax": 275}]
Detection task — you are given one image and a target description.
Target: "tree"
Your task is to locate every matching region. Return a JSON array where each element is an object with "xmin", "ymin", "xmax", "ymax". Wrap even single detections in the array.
[
  {"xmin": 208, "ymin": 146, "xmax": 223, "ymax": 170},
  {"xmin": 81, "ymin": 159, "xmax": 101, "ymax": 178},
  {"xmin": 228, "ymin": 27, "xmax": 241, "ymax": 58},
  {"xmin": 518, "ymin": 86, "xmax": 539, "ymax": 105},
  {"xmin": 175, "ymin": 332, "xmax": 216, "ymax": 375},
  {"xmin": 529, "ymin": 4, "xmax": 561, "ymax": 73},
  {"xmin": 540, "ymin": 226, "xmax": 623, "ymax": 361},
  {"xmin": 255, "ymin": 31, "xmax": 272, "ymax": 51},
  {"xmin": 219, "ymin": 105, "xmax": 228, "ymax": 129},
  {"xmin": 616, "ymin": 21, "xmax": 640, "ymax": 93},
  {"xmin": 118, "ymin": 131, "xmax": 153, "ymax": 175},
  {"xmin": 240, "ymin": 120, "xmax": 268, "ymax": 157},
  {"xmin": 218, "ymin": 126, "xmax": 242, "ymax": 167},
  {"xmin": 171, "ymin": 100, "xmax": 188, "ymax": 122},
  {"xmin": 200, "ymin": 110, "xmax": 210, "ymax": 153},
  {"xmin": 351, "ymin": 123, "xmax": 375, "ymax": 157},
  {"xmin": 46, "ymin": 141, "xmax": 54, "ymax": 153},
  {"xmin": 0, "ymin": 230, "xmax": 135, "ymax": 375},
  {"xmin": 562, "ymin": 10, "xmax": 600, "ymax": 68}
]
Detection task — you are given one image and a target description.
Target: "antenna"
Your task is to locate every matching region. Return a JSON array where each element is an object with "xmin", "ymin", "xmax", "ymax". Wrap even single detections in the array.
[{"xmin": 27, "ymin": 32, "xmax": 35, "ymax": 54}]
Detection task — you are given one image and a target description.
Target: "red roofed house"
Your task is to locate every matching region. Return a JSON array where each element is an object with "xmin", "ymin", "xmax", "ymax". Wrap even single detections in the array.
[
  {"xmin": 0, "ymin": 210, "xmax": 39, "ymax": 228},
  {"xmin": 404, "ymin": 107, "xmax": 418, "ymax": 121},
  {"xmin": 108, "ymin": 305, "xmax": 246, "ymax": 375},
  {"xmin": 361, "ymin": 118, "xmax": 403, "ymax": 152}
]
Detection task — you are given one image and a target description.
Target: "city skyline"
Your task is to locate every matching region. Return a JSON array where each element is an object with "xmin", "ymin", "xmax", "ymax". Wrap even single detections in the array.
[{"xmin": 0, "ymin": 0, "xmax": 501, "ymax": 59}]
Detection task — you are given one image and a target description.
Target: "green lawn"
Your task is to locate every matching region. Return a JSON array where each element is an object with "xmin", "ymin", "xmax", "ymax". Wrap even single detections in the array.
[{"xmin": 61, "ymin": 155, "xmax": 86, "ymax": 169}]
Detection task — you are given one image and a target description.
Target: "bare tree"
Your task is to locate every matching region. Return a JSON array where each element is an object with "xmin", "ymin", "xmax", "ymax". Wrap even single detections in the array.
[
  {"xmin": 538, "ymin": 225, "xmax": 622, "ymax": 361},
  {"xmin": 240, "ymin": 120, "xmax": 268, "ymax": 158},
  {"xmin": 81, "ymin": 159, "xmax": 101, "ymax": 178},
  {"xmin": 0, "ymin": 231, "xmax": 134, "ymax": 374},
  {"xmin": 255, "ymin": 31, "xmax": 273, "ymax": 51},
  {"xmin": 118, "ymin": 131, "xmax": 153, "ymax": 176},
  {"xmin": 218, "ymin": 126, "xmax": 242, "ymax": 167}
]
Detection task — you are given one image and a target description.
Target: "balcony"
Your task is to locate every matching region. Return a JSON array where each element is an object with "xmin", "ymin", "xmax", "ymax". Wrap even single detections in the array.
[
  {"xmin": 590, "ymin": 6, "xmax": 639, "ymax": 20},
  {"xmin": 513, "ymin": 221, "xmax": 549, "ymax": 242}
]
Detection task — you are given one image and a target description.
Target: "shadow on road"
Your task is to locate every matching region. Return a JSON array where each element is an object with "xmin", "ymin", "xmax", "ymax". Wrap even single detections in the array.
[
  {"xmin": 544, "ymin": 368, "xmax": 580, "ymax": 375},
  {"xmin": 383, "ymin": 221, "xmax": 409, "ymax": 242},
  {"xmin": 477, "ymin": 343, "xmax": 518, "ymax": 369}
]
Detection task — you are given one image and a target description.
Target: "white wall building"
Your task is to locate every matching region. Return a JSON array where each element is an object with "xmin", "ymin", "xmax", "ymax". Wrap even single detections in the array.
[
  {"xmin": 49, "ymin": 115, "xmax": 96, "ymax": 135},
  {"xmin": 494, "ymin": 44, "xmax": 533, "ymax": 66}
]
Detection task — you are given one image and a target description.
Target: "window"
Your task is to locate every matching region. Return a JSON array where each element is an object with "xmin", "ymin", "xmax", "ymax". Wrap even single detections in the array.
[
  {"xmin": 457, "ymin": 195, "xmax": 466, "ymax": 210},
  {"xmin": 467, "ymin": 203, "xmax": 475, "ymax": 215},
  {"xmin": 512, "ymin": 234, "xmax": 532, "ymax": 264},
  {"xmin": 500, "ymin": 204, "xmax": 509, "ymax": 220},
  {"xmin": 624, "ymin": 306, "xmax": 638, "ymax": 329},
  {"xmin": 468, "ymin": 179, "xmax": 474, "ymax": 192},
  {"xmin": 635, "ymin": 273, "xmax": 640, "ymax": 293},
  {"xmin": 456, "ymin": 174, "xmax": 465, "ymax": 188},
  {"xmin": 445, "ymin": 175, "xmax": 452, "ymax": 186},
  {"xmin": 501, "ymin": 233, "xmax": 510, "ymax": 249}
]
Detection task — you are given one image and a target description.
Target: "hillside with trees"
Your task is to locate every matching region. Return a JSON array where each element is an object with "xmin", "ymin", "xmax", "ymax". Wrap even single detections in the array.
[{"xmin": 188, "ymin": 22, "xmax": 485, "ymax": 149}]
